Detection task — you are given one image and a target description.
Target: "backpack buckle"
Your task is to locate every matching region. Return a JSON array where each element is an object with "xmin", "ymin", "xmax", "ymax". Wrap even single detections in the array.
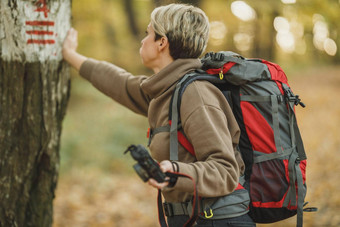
[
  {"xmin": 163, "ymin": 202, "xmax": 174, "ymax": 217},
  {"xmin": 277, "ymin": 95, "xmax": 284, "ymax": 104},
  {"xmin": 283, "ymin": 86, "xmax": 306, "ymax": 108},
  {"xmin": 147, "ymin": 128, "xmax": 153, "ymax": 146},
  {"xmin": 293, "ymin": 94, "xmax": 306, "ymax": 108},
  {"xmin": 211, "ymin": 53, "xmax": 224, "ymax": 61}
]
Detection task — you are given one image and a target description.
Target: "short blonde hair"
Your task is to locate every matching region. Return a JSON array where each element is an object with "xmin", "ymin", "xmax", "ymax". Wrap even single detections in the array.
[{"xmin": 151, "ymin": 4, "xmax": 210, "ymax": 59}]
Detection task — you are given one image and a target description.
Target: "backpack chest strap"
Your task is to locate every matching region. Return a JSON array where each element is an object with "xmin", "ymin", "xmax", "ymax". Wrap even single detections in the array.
[
  {"xmin": 147, "ymin": 122, "xmax": 195, "ymax": 157},
  {"xmin": 147, "ymin": 125, "xmax": 170, "ymax": 146}
]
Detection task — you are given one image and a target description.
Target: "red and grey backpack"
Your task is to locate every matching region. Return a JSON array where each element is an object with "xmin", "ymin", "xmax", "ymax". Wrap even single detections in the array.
[{"xmin": 149, "ymin": 51, "xmax": 316, "ymax": 226}]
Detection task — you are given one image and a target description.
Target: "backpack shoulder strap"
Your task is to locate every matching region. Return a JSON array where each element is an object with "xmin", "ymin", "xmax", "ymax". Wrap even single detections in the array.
[
  {"xmin": 168, "ymin": 71, "xmax": 226, "ymax": 160},
  {"xmin": 169, "ymin": 72, "xmax": 197, "ymax": 161}
]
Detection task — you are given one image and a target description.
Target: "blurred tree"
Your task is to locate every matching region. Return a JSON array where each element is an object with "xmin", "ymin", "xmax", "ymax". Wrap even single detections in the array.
[
  {"xmin": 0, "ymin": 0, "xmax": 70, "ymax": 226},
  {"xmin": 252, "ymin": 7, "xmax": 279, "ymax": 60},
  {"xmin": 295, "ymin": 0, "xmax": 340, "ymax": 63},
  {"xmin": 154, "ymin": 0, "xmax": 202, "ymax": 7},
  {"xmin": 124, "ymin": 0, "xmax": 140, "ymax": 40},
  {"xmin": 237, "ymin": 0, "xmax": 279, "ymax": 60}
]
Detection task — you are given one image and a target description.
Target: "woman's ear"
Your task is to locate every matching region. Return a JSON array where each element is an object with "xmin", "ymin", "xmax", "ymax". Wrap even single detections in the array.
[{"xmin": 158, "ymin": 36, "xmax": 169, "ymax": 51}]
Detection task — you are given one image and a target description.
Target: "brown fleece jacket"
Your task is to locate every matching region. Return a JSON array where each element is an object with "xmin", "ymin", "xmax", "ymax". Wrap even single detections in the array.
[{"xmin": 79, "ymin": 58, "xmax": 244, "ymax": 203}]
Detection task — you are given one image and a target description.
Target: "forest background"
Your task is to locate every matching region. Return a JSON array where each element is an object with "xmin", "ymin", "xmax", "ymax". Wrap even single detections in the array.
[{"xmin": 54, "ymin": 0, "xmax": 340, "ymax": 226}]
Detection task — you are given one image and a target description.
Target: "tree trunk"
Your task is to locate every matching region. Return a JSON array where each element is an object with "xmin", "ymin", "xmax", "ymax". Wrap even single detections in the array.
[
  {"xmin": 154, "ymin": 0, "xmax": 201, "ymax": 7},
  {"xmin": 0, "ymin": 1, "xmax": 71, "ymax": 226},
  {"xmin": 252, "ymin": 5, "xmax": 278, "ymax": 60},
  {"xmin": 124, "ymin": 0, "xmax": 140, "ymax": 40}
]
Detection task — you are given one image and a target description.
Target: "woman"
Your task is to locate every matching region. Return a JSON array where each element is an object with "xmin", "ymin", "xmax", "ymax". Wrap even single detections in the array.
[{"xmin": 63, "ymin": 3, "xmax": 255, "ymax": 227}]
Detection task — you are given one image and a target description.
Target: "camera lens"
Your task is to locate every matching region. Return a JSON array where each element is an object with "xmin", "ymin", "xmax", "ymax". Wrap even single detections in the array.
[{"xmin": 133, "ymin": 164, "xmax": 150, "ymax": 182}]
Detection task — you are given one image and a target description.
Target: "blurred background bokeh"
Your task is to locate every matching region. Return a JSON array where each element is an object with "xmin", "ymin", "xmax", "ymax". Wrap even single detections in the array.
[{"xmin": 53, "ymin": 0, "xmax": 340, "ymax": 226}]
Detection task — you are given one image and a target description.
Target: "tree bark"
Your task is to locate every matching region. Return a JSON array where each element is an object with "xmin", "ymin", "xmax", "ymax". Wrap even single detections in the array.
[{"xmin": 0, "ymin": 1, "xmax": 71, "ymax": 226}]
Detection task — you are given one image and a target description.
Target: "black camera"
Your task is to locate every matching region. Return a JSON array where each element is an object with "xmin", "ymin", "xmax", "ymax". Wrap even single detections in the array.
[{"xmin": 124, "ymin": 144, "xmax": 166, "ymax": 183}]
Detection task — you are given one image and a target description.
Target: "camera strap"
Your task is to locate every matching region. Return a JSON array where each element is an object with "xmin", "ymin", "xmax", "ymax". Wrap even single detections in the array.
[{"xmin": 157, "ymin": 172, "xmax": 199, "ymax": 227}]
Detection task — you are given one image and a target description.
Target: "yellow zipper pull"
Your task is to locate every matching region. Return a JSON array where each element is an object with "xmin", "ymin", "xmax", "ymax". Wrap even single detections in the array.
[
  {"xmin": 204, "ymin": 208, "xmax": 214, "ymax": 218},
  {"xmin": 219, "ymin": 68, "xmax": 224, "ymax": 80}
]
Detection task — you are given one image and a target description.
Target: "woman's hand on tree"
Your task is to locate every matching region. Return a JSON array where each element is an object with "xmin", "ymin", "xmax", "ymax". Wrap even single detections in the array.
[{"xmin": 62, "ymin": 28, "xmax": 87, "ymax": 71}]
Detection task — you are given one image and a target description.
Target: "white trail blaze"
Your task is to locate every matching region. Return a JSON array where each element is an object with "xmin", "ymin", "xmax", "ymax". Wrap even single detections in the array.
[{"xmin": 0, "ymin": 0, "xmax": 71, "ymax": 62}]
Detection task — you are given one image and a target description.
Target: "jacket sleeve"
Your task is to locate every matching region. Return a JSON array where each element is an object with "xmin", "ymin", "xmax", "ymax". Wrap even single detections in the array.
[
  {"xmin": 170, "ymin": 81, "xmax": 241, "ymax": 197},
  {"xmin": 79, "ymin": 58, "xmax": 150, "ymax": 116}
]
